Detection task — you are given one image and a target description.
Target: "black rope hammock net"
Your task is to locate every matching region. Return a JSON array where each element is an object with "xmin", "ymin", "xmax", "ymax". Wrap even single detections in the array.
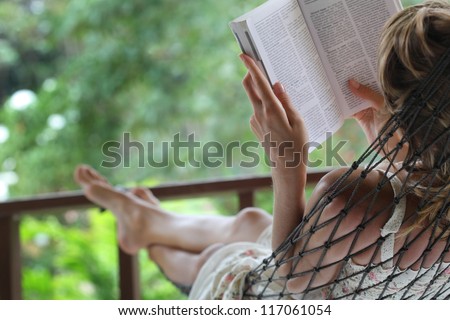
[{"xmin": 243, "ymin": 48, "xmax": 450, "ymax": 300}]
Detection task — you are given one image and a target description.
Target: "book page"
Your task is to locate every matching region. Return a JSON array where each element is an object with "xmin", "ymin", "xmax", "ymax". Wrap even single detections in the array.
[
  {"xmin": 299, "ymin": 0, "xmax": 401, "ymax": 118},
  {"xmin": 231, "ymin": 0, "xmax": 343, "ymax": 145}
]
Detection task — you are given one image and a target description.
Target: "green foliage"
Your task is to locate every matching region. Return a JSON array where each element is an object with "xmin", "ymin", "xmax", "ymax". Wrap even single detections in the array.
[
  {"xmin": 20, "ymin": 197, "xmax": 226, "ymax": 300},
  {"xmin": 0, "ymin": 0, "xmax": 269, "ymax": 300},
  {"xmin": 21, "ymin": 209, "xmax": 118, "ymax": 299},
  {"xmin": 0, "ymin": 0, "xmax": 267, "ymax": 197}
]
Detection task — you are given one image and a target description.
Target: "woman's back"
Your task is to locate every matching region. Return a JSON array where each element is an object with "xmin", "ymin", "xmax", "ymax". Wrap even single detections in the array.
[{"xmin": 308, "ymin": 166, "xmax": 450, "ymax": 299}]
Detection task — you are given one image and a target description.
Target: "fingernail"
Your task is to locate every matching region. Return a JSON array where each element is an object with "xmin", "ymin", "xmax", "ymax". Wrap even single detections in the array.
[
  {"xmin": 275, "ymin": 82, "xmax": 285, "ymax": 93},
  {"xmin": 349, "ymin": 79, "xmax": 361, "ymax": 89}
]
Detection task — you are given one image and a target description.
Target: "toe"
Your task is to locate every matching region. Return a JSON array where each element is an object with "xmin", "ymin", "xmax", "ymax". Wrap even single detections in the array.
[
  {"xmin": 74, "ymin": 165, "xmax": 109, "ymax": 187},
  {"xmin": 74, "ymin": 165, "xmax": 90, "ymax": 186},
  {"xmin": 131, "ymin": 188, "xmax": 160, "ymax": 205},
  {"xmin": 85, "ymin": 166, "xmax": 108, "ymax": 183}
]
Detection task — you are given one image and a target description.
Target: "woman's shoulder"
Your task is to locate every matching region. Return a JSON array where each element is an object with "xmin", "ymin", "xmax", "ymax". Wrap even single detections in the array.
[
  {"xmin": 307, "ymin": 166, "xmax": 397, "ymax": 240},
  {"xmin": 312, "ymin": 166, "xmax": 394, "ymax": 209}
]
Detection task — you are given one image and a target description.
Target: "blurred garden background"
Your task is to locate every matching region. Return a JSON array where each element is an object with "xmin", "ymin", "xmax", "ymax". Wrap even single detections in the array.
[{"xmin": 0, "ymin": 0, "xmax": 424, "ymax": 299}]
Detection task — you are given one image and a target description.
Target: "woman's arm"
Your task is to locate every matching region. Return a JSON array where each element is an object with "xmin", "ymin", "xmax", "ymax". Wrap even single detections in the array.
[{"xmin": 240, "ymin": 54, "xmax": 309, "ymax": 250}]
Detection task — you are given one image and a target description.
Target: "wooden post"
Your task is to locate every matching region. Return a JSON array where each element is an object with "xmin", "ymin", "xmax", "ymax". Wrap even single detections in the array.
[
  {"xmin": 238, "ymin": 191, "xmax": 255, "ymax": 210},
  {"xmin": 0, "ymin": 215, "xmax": 22, "ymax": 300},
  {"xmin": 118, "ymin": 247, "xmax": 140, "ymax": 299}
]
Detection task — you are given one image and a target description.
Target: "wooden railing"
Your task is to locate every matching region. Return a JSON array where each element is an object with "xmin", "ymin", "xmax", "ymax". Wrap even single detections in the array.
[{"xmin": 0, "ymin": 170, "xmax": 329, "ymax": 300}]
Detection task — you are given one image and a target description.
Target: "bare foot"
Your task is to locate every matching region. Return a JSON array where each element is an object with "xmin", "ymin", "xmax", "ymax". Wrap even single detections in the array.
[{"xmin": 74, "ymin": 165, "xmax": 163, "ymax": 254}]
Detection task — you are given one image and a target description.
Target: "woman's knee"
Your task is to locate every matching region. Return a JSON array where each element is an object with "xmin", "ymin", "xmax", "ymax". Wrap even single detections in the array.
[
  {"xmin": 229, "ymin": 208, "xmax": 272, "ymax": 241},
  {"xmin": 234, "ymin": 207, "xmax": 272, "ymax": 228}
]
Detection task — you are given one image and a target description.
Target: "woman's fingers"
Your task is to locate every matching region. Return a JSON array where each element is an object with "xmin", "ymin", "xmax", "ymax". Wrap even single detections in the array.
[
  {"xmin": 241, "ymin": 55, "xmax": 292, "ymax": 126},
  {"xmin": 348, "ymin": 79, "xmax": 384, "ymax": 109},
  {"xmin": 273, "ymin": 82, "xmax": 299, "ymax": 125},
  {"xmin": 240, "ymin": 55, "xmax": 310, "ymax": 163},
  {"xmin": 240, "ymin": 54, "xmax": 286, "ymax": 117},
  {"xmin": 240, "ymin": 54, "xmax": 274, "ymax": 102},
  {"xmin": 242, "ymin": 72, "xmax": 262, "ymax": 112}
]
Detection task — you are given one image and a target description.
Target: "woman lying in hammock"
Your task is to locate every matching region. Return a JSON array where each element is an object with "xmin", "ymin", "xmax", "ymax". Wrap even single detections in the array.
[{"xmin": 75, "ymin": 1, "xmax": 450, "ymax": 299}]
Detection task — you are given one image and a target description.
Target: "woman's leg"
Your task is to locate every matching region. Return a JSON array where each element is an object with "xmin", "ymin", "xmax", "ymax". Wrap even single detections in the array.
[
  {"xmin": 147, "ymin": 244, "xmax": 224, "ymax": 288},
  {"xmin": 74, "ymin": 165, "xmax": 272, "ymax": 255},
  {"xmin": 131, "ymin": 187, "xmax": 257, "ymax": 289},
  {"xmin": 130, "ymin": 187, "xmax": 225, "ymax": 288}
]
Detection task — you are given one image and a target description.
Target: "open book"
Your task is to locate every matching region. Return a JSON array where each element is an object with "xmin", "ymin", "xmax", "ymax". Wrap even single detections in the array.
[{"xmin": 230, "ymin": 0, "xmax": 402, "ymax": 146}]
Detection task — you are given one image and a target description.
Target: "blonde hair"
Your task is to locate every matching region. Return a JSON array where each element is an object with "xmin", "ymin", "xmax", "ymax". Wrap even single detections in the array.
[{"xmin": 378, "ymin": 1, "xmax": 450, "ymax": 237}]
